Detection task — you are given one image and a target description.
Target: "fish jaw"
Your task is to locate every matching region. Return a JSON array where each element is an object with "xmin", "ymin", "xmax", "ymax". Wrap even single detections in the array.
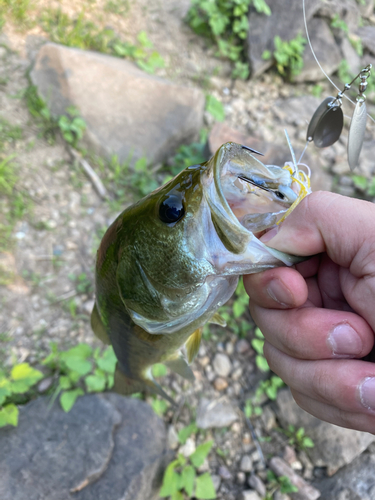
[{"xmin": 200, "ymin": 142, "xmax": 311, "ymax": 273}]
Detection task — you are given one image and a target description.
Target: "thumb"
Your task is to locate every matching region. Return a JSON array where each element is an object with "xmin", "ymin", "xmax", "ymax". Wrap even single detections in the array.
[{"xmin": 261, "ymin": 191, "xmax": 375, "ymax": 268}]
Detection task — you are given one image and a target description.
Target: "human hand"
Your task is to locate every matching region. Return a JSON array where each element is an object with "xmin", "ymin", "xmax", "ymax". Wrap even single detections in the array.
[{"xmin": 243, "ymin": 191, "xmax": 375, "ymax": 433}]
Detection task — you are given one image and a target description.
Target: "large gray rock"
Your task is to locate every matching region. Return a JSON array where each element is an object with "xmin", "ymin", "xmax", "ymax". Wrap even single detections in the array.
[
  {"xmin": 357, "ymin": 26, "xmax": 375, "ymax": 56},
  {"xmin": 247, "ymin": 0, "xmax": 320, "ymax": 78},
  {"xmin": 30, "ymin": 43, "xmax": 205, "ymax": 165},
  {"xmin": 316, "ymin": 0, "xmax": 361, "ymax": 34},
  {"xmin": 274, "ymin": 389, "xmax": 375, "ymax": 475},
  {"xmin": 293, "ymin": 18, "xmax": 341, "ymax": 82},
  {"xmin": 314, "ymin": 451, "xmax": 375, "ymax": 500},
  {"xmin": 0, "ymin": 394, "xmax": 168, "ymax": 500}
]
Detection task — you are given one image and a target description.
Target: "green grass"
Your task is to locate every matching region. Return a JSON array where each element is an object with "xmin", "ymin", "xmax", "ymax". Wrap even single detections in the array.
[
  {"xmin": 0, "ymin": 0, "xmax": 34, "ymax": 28},
  {"xmin": 41, "ymin": 9, "xmax": 164, "ymax": 74},
  {"xmin": 104, "ymin": 0, "xmax": 130, "ymax": 16}
]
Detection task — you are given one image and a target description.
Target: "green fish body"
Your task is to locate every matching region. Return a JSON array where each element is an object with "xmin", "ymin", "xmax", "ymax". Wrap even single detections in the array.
[{"xmin": 92, "ymin": 142, "xmax": 311, "ymax": 402}]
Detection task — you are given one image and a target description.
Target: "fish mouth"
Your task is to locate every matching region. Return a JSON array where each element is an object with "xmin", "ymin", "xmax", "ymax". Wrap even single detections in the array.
[{"xmin": 204, "ymin": 142, "xmax": 310, "ymax": 254}]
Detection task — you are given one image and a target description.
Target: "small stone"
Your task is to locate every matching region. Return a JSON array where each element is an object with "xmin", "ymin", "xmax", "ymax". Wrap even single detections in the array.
[
  {"xmin": 167, "ymin": 425, "xmax": 179, "ymax": 450},
  {"xmin": 226, "ymin": 341, "xmax": 234, "ymax": 355},
  {"xmin": 211, "ymin": 474, "xmax": 221, "ymax": 492},
  {"xmin": 199, "ymin": 356, "xmax": 210, "ymax": 367},
  {"xmin": 240, "ymin": 455, "xmax": 253, "ymax": 472},
  {"xmin": 236, "ymin": 339, "xmax": 251, "ymax": 354},
  {"xmin": 214, "ymin": 377, "xmax": 228, "ymax": 391},
  {"xmin": 237, "ymin": 471, "xmax": 246, "ymax": 484},
  {"xmin": 273, "ymin": 492, "xmax": 290, "ymax": 500},
  {"xmin": 218, "ymin": 465, "xmax": 232, "ymax": 480},
  {"xmin": 269, "ymin": 457, "xmax": 320, "ymax": 500},
  {"xmin": 283, "ymin": 445, "xmax": 297, "ymax": 466},
  {"xmin": 205, "ymin": 365, "xmax": 215, "ymax": 382},
  {"xmin": 231, "ymin": 422, "xmax": 241, "ymax": 434},
  {"xmin": 213, "ymin": 353, "xmax": 232, "ymax": 377},
  {"xmin": 37, "ymin": 377, "xmax": 53, "ymax": 394},
  {"xmin": 179, "ymin": 437, "xmax": 196, "ymax": 457},
  {"xmin": 248, "ymin": 473, "xmax": 267, "ymax": 498},
  {"xmin": 238, "ymin": 490, "xmax": 261, "ymax": 500},
  {"xmin": 196, "ymin": 398, "xmax": 239, "ymax": 429},
  {"xmin": 231, "ymin": 367, "xmax": 243, "ymax": 381}
]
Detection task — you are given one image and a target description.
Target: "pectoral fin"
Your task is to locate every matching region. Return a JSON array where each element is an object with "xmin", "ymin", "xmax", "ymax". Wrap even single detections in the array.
[
  {"xmin": 209, "ymin": 312, "xmax": 227, "ymax": 327},
  {"xmin": 165, "ymin": 353, "xmax": 195, "ymax": 381},
  {"xmin": 91, "ymin": 303, "xmax": 111, "ymax": 345},
  {"xmin": 185, "ymin": 328, "xmax": 202, "ymax": 364}
]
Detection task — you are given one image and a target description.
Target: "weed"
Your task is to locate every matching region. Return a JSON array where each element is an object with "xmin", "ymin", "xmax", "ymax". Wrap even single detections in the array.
[
  {"xmin": 58, "ymin": 106, "xmax": 86, "ymax": 148},
  {"xmin": 0, "ymin": 117, "xmax": 23, "ymax": 151},
  {"xmin": 0, "ymin": 0, "xmax": 34, "ymax": 28},
  {"xmin": 24, "ymin": 85, "xmax": 58, "ymax": 143},
  {"xmin": 187, "ymin": 0, "xmax": 271, "ymax": 79},
  {"xmin": 244, "ymin": 375, "xmax": 284, "ymax": 417},
  {"xmin": 68, "ymin": 272, "xmax": 93, "ymax": 295},
  {"xmin": 265, "ymin": 471, "xmax": 298, "ymax": 498},
  {"xmin": 269, "ymin": 34, "xmax": 307, "ymax": 79},
  {"xmin": 0, "ymin": 363, "xmax": 43, "ymax": 427},
  {"xmin": 311, "ymin": 84, "xmax": 323, "ymax": 98},
  {"xmin": 166, "ymin": 130, "xmax": 207, "ymax": 177},
  {"xmin": 279, "ymin": 424, "xmax": 315, "ymax": 452},
  {"xmin": 205, "ymin": 95, "xmax": 225, "ymax": 122},
  {"xmin": 41, "ymin": 10, "xmax": 164, "ymax": 74},
  {"xmin": 160, "ymin": 442, "xmax": 216, "ymax": 499},
  {"xmin": 104, "ymin": 0, "xmax": 130, "ymax": 16},
  {"xmin": 251, "ymin": 327, "xmax": 269, "ymax": 371},
  {"xmin": 42, "ymin": 343, "xmax": 117, "ymax": 412},
  {"xmin": 330, "ymin": 14, "xmax": 349, "ymax": 34}
]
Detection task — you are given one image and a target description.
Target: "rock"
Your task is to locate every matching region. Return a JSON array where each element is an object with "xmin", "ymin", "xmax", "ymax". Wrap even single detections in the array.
[
  {"xmin": 219, "ymin": 465, "xmax": 232, "ymax": 480},
  {"xmin": 179, "ymin": 437, "xmax": 196, "ymax": 457},
  {"xmin": 269, "ymin": 457, "xmax": 321, "ymax": 500},
  {"xmin": 247, "ymin": 0, "xmax": 320, "ymax": 78},
  {"xmin": 37, "ymin": 376, "xmax": 53, "ymax": 393},
  {"xmin": 211, "ymin": 474, "xmax": 221, "ymax": 492},
  {"xmin": 316, "ymin": 0, "xmax": 361, "ymax": 34},
  {"xmin": 313, "ymin": 451, "xmax": 375, "ymax": 500},
  {"xmin": 236, "ymin": 339, "xmax": 251, "ymax": 354},
  {"xmin": 31, "ymin": 43, "xmax": 204, "ymax": 166},
  {"xmin": 248, "ymin": 473, "xmax": 267, "ymax": 498},
  {"xmin": 238, "ymin": 490, "xmax": 262, "ymax": 500},
  {"xmin": 167, "ymin": 425, "xmax": 179, "ymax": 450},
  {"xmin": 338, "ymin": 36, "xmax": 361, "ymax": 76},
  {"xmin": 274, "ymin": 389, "xmax": 375, "ymax": 475},
  {"xmin": 240, "ymin": 455, "xmax": 253, "ymax": 472},
  {"xmin": 213, "ymin": 353, "xmax": 232, "ymax": 377},
  {"xmin": 196, "ymin": 397, "xmax": 239, "ymax": 429},
  {"xmin": 214, "ymin": 377, "xmax": 229, "ymax": 391},
  {"xmin": 237, "ymin": 471, "xmax": 247, "ymax": 484},
  {"xmin": 293, "ymin": 18, "xmax": 341, "ymax": 82},
  {"xmin": 0, "ymin": 394, "xmax": 168, "ymax": 500}
]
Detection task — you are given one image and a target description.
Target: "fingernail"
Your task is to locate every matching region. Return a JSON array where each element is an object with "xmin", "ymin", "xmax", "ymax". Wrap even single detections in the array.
[
  {"xmin": 359, "ymin": 377, "xmax": 375, "ymax": 411},
  {"xmin": 267, "ymin": 279, "xmax": 293, "ymax": 307},
  {"xmin": 328, "ymin": 323, "xmax": 362, "ymax": 357}
]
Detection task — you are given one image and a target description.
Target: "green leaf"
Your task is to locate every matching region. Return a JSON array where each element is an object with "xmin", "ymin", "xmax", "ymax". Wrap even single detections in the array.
[
  {"xmin": 352, "ymin": 175, "xmax": 368, "ymax": 191},
  {"xmin": 159, "ymin": 460, "xmax": 181, "ymax": 497},
  {"xmin": 181, "ymin": 465, "xmax": 196, "ymax": 496},
  {"xmin": 254, "ymin": 327, "xmax": 264, "ymax": 338},
  {"xmin": 171, "ymin": 492, "xmax": 184, "ymax": 500},
  {"xmin": 0, "ymin": 403, "xmax": 19, "ymax": 427},
  {"xmin": 255, "ymin": 354, "xmax": 270, "ymax": 372},
  {"xmin": 251, "ymin": 338, "xmax": 264, "ymax": 354},
  {"xmin": 137, "ymin": 30, "xmax": 153, "ymax": 48},
  {"xmin": 178, "ymin": 422, "xmax": 198, "ymax": 444},
  {"xmin": 85, "ymin": 373, "xmax": 106, "ymax": 392},
  {"xmin": 60, "ymin": 388, "xmax": 84, "ymax": 412},
  {"xmin": 195, "ymin": 472, "xmax": 216, "ymax": 499},
  {"xmin": 151, "ymin": 398, "xmax": 168, "ymax": 416},
  {"xmin": 190, "ymin": 440, "xmax": 213, "ymax": 467},
  {"xmin": 59, "ymin": 375, "xmax": 72, "ymax": 390},
  {"xmin": 205, "ymin": 95, "xmax": 225, "ymax": 122},
  {"xmin": 10, "ymin": 363, "xmax": 44, "ymax": 393},
  {"xmin": 96, "ymin": 347, "xmax": 117, "ymax": 373},
  {"xmin": 0, "ymin": 378, "xmax": 12, "ymax": 405},
  {"xmin": 152, "ymin": 363, "xmax": 167, "ymax": 378},
  {"xmin": 303, "ymin": 437, "xmax": 315, "ymax": 448}
]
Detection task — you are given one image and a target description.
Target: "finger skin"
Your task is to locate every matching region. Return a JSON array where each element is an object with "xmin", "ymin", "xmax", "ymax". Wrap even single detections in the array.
[
  {"xmin": 264, "ymin": 341, "xmax": 375, "ymax": 420},
  {"xmin": 291, "ymin": 389, "xmax": 375, "ymax": 433},
  {"xmin": 250, "ymin": 302, "xmax": 374, "ymax": 360}
]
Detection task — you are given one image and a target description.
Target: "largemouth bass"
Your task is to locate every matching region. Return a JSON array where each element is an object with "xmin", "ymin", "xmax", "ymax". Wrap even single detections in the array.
[{"xmin": 91, "ymin": 142, "xmax": 311, "ymax": 403}]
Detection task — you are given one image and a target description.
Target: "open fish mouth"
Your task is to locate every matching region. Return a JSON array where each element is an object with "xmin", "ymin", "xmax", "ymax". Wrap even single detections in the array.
[{"xmin": 206, "ymin": 142, "xmax": 311, "ymax": 243}]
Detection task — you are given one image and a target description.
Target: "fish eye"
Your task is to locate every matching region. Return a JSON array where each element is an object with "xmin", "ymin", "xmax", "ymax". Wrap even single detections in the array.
[
  {"xmin": 159, "ymin": 193, "xmax": 185, "ymax": 224},
  {"xmin": 274, "ymin": 191, "xmax": 286, "ymax": 200}
]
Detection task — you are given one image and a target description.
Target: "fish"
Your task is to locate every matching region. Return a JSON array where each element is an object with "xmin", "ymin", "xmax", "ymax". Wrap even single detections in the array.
[{"xmin": 91, "ymin": 142, "xmax": 311, "ymax": 403}]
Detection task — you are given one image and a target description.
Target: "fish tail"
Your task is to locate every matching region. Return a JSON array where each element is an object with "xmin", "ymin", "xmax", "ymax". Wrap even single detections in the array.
[{"xmin": 113, "ymin": 364, "xmax": 176, "ymax": 407}]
